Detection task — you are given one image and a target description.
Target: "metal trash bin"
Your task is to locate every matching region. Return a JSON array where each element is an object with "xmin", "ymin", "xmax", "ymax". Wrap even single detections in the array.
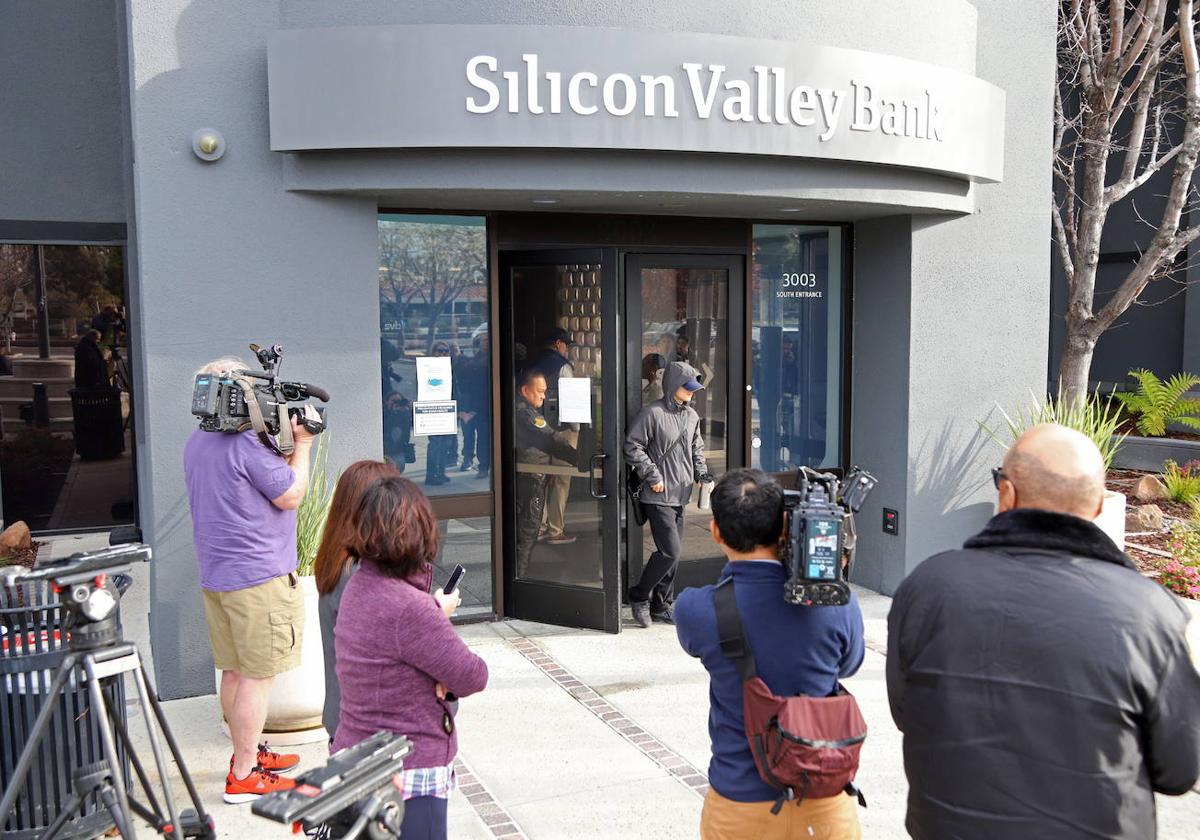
[
  {"xmin": 68, "ymin": 387, "xmax": 124, "ymax": 461},
  {"xmin": 1, "ymin": 575, "xmax": 130, "ymax": 839}
]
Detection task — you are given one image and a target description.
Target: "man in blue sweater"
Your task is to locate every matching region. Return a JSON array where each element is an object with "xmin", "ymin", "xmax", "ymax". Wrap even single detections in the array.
[{"xmin": 675, "ymin": 469, "xmax": 865, "ymax": 839}]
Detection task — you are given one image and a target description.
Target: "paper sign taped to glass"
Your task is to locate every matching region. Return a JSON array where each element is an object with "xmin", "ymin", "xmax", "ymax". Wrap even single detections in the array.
[
  {"xmin": 413, "ymin": 400, "xmax": 458, "ymax": 436},
  {"xmin": 416, "ymin": 356, "xmax": 453, "ymax": 402},
  {"xmin": 558, "ymin": 377, "xmax": 592, "ymax": 424}
]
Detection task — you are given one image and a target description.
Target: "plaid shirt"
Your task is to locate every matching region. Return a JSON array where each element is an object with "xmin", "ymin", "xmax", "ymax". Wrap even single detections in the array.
[{"xmin": 397, "ymin": 762, "xmax": 455, "ymax": 800}]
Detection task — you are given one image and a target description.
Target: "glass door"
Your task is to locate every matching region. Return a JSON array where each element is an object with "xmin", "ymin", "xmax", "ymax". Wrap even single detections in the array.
[
  {"xmin": 499, "ymin": 250, "xmax": 622, "ymax": 632},
  {"xmin": 623, "ymin": 254, "xmax": 745, "ymax": 593}
]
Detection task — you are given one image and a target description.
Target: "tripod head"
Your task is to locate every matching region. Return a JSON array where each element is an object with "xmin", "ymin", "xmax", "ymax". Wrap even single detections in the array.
[{"xmin": 1, "ymin": 544, "xmax": 150, "ymax": 651}]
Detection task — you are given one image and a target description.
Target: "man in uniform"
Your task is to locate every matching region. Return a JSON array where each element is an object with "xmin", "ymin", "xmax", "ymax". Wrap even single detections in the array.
[
  {"xmin": 527, "ymin": 328, "xmax": 578, "ymax": 545},
  {"xmin": 515, "ymin": 369, "xmax": 578, "ymax": 578}
]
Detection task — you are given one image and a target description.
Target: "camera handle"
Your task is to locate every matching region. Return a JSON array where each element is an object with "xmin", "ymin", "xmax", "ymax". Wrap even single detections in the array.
[{"xmin": 231, "ymin": 376, "xmax": 295, "ymax": 456}]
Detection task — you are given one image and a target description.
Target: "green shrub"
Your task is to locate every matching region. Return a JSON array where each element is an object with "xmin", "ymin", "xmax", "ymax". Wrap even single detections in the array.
[
  {"xmin": 981, "ymin": 387, "xmax": 1127, "ymax": 471},
  {"xmin": 1162, "ymin": 460, "xmax": 1200, "ymax": 504},
  {"xmin": 1114, "ymin": 369, "xmax": 1200, "ymax": 437},
  {"xmin": 295, "ymin": 435, "xmax": 334, "ymax": 578}
]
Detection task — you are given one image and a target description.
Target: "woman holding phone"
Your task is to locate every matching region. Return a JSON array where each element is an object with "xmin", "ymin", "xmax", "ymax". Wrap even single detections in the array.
[
  {"xmin": 314, "ymin": 459, "xmax": 401, "ymax": 741},
  {"xmin": 332, "ymin": 475, "xmax": 488, "ymax": 840}
]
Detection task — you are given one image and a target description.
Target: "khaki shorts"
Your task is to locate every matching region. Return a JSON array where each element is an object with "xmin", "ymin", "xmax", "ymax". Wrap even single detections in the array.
[
  {"xmin": 700, "ymin": 787, "xmax": 861, "ymax": 840},
  {"xmin": 202, "ymin": 572, "xmax": 304, "ymax": 678}
]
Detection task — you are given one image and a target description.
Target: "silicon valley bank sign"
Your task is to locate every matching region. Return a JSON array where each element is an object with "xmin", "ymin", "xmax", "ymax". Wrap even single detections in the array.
[{"xmin": 268, "ymin": 25, "xmax": 1005, "ymax": 182}]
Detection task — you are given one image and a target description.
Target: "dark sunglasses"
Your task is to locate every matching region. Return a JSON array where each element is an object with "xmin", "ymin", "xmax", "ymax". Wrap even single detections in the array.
[{"xmin": 992, "ymin": 467, "xmax": 1006, "ymax": 489}]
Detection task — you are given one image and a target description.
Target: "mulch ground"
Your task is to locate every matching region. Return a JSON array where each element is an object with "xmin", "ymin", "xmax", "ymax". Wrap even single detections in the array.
[{"xmin": 1108, "ymin": 469, "xmax": 1190, "ymax": 588}]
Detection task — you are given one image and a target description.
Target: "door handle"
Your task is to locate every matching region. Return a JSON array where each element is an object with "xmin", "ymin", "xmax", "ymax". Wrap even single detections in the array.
[{"xmin": 589, "ymin": 452, "xmax": 608, "ymax": 499}]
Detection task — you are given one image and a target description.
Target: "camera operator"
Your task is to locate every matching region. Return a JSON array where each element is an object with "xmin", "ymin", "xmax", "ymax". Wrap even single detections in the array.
[
  {"xmin": 183, "ymin": 356, "xmax": 320, "ymax": 804},
  {"xmin": 674, "ymin": 469, "xmax": 865, "ymax": 839}
]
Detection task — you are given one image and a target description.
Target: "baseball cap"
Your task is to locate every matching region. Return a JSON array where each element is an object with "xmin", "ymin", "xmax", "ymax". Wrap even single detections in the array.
[
  {"xmin": 683, "ymin": 374, "xmax": 705, "ymax": 392},
  {"xmin": 544, "ymin": 327, "xmax": 576, "ymax": 346}
]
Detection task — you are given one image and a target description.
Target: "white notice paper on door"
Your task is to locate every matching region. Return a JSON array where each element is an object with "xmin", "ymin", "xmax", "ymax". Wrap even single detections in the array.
[
  {"xmin": 416, "ymin": 356, "xmax": 453, "ymax": 402},
  {"xmin": 558, "ymin": 377, "xmax": 592, "ymax": 424}
]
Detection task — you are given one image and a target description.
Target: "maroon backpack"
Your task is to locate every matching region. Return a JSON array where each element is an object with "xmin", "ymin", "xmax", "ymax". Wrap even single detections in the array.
[{"xmin": 714, "ymin": 577, "xmax": 868, "ymax": 814}]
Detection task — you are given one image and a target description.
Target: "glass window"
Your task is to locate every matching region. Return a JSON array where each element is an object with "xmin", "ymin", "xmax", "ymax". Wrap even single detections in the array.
[
  {"xmin": 751, "ymin": 225, "xmax": 845, "ymax": 471},
  {"xmin": 378, "ymin": 214, "xmax": 492, "ymax": 616},
  {"xmin": 0, "ymin": 243, "xmax": 136, "ymax": 531}
]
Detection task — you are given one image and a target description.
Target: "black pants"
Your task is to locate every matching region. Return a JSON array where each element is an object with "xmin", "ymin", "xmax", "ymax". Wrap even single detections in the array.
[
  {"xmin": 462, "ymin": 412, "xmax": 491, "ymax": 471},
  {"xmin": 399, "ymin": 795, "xmax": 448, "ymax": 840},
  {"xmin": 630, "ymin": 504, "xmax": 685, "ymax": 608},
  {"xmin": 515, "ymin": 472, "xmax": 548, "ymax": 578}
]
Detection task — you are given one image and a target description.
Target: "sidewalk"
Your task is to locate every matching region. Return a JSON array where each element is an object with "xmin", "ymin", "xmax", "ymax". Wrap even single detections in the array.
[{"xmin": 42, "ymin": 535, "xmax": 1200, "ymax": 838}]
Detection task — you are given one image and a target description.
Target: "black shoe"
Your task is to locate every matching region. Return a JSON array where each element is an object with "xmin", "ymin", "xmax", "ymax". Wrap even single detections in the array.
[
  {"xmin": 425, "ymin": 475, "xmax": 450, "ymax": 486},
  {"xmin": 650, "ymin": 605, "xmax": 675, "ymax": 625},
  {"xmin": 631, "ymin": 600, "xmax": 651, "ymax": 629},
  {"xmin": 476, "ymin": 468, "xmax": 490, "ymax": 479},
  {"xmin": 459, "ymin": 461, "xmax": 473, "ymax": 472}
]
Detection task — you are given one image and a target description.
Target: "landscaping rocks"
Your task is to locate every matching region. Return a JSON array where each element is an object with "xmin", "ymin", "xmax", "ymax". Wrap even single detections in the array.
[
  {"xmin": 1133, "ymin": 474, "xmax": 1170, "ymax": 502},
  {"xmin": 1125, "ymin": 504, "xmax": 1165, "ymax": 533},
  {"xmin": 0, "ymin": 520, "xmax": 40, "ymax": 567}
]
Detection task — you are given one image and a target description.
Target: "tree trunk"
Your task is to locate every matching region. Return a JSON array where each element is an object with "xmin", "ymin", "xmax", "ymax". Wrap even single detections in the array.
[{"xmin": 1058, "ymin": 333, "xmax": 1097, "ymax": 404}]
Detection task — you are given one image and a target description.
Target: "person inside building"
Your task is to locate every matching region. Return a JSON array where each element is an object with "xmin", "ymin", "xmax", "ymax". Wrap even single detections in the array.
[
  {"xmin": 423, "ymin": 341, "xmax": 456, "ymax": 487},
  {"xmin": 457, "ymin": 331, "xmax": 491, "ymax": 478},
  {"xmin": 640, "ymin": 352, "xmax": 666, "ymax": 405},
  {"xmin": 887, "ymin": 423, "xmax": 1200, "ymax": 839},
  {"xmin": 624, "ymin": 360, "xmax": 712, "ymax": 627},
  {"xmin": 73, "ymin": 328, "xmax": 109, "ymax": 388},
  {"xmin": 313, "ymin": 459, "xmax": 401, "ymax": 742},
  {"xmin": 675, "ymin": 469, "xmax": 865, "ymax": 839},
  {"xmin": 526, "ymin": 328, "xmax": 578, "ymax": 545},
  {"xmin": 183, "ymin": 356, "xmax": 320, "ymax": 803},
  {"xmin": 514, "ymin": 369, "xmax": 578, "ymax": 578},
  {"xmin": 333, "ymin": 475, "xmax": 488, "ymax": 840}
]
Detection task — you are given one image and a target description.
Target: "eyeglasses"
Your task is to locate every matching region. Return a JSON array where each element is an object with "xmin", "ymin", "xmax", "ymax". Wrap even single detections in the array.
[{"xmin": 992, "ymin": 467, "xmax": 1007, "ymax": 489}]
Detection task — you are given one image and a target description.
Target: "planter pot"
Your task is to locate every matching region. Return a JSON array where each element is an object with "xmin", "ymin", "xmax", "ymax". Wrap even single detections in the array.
[
  {"xmin": 214, "ymin": 574, "xmax": 328, "ymax": 746},
  {"xmin": 1094, "ymin": 490, "xmax": 1127, "ymax": 551},
  {"xmin": 1112, "ymin": 435, "xmax": 1200, "ymax": 472}
]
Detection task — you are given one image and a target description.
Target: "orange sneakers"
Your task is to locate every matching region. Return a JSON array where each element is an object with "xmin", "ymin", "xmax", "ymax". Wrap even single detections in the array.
[
  {"xmin": 255, "ymin": 742, "xmax": 300, "ymax": 773},
  {"xmin": 223, "ymin": 765, "xmax": 295, "ymax": 804}
]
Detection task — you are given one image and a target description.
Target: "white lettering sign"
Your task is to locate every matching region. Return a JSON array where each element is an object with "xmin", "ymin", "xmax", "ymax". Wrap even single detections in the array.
[
  {"xmin": 465, "ymin": 56, "xmax": 942, "ymax": 144},
  {"xmin": 413, "ymin": 400, "xmax": 458, "ymax": 436}
]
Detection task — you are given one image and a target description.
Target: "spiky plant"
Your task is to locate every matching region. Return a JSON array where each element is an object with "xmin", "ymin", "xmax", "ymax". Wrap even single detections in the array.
[
  {"xmin": 295, "ymin": 434, "xmax": 334, "ymax": 577},
  {"xmin": 1114, "ymin": 369, "xmax": 1200, "ymax": 438},
  {"xmin": 981, "ymin": 387, "xmax": 1127, "ymax": 472}
]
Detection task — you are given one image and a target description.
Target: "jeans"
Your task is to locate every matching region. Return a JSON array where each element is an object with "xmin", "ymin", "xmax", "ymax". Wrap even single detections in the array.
[
  {"xmin": 399, "ymin": 795, "xmax": 448, "ymax": 840},
  {"xmin": 462, "ymin": 412, "xmax": 491, "ymax": 471},
  {"xmin": 630, "ymin": 503, "xmax": 685, "ymax": 608}
]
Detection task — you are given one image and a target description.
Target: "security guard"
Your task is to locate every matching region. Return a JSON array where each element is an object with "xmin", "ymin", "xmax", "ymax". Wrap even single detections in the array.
[{"xmin": 515, "ymin": 369, "xmax": 578, "ymax": 578}]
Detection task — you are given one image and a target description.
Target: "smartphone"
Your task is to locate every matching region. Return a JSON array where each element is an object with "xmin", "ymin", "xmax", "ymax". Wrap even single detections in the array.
[{"xmin": 443, "ymin": 564, "xmax": 466, "ymax": 594}]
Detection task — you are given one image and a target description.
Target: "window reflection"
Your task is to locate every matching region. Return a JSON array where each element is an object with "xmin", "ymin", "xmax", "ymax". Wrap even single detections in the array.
[
  {"xmin": 0, "ymin": 243, "xmax": 135, "ymax": 532},
  {"xmin": 751, "ymin": 225, "xmax": 844, "ymax": 471}
]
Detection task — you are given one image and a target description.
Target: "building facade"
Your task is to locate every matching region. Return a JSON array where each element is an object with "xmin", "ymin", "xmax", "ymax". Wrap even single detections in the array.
[{"xmin": 1, "ymin": 0, "xmax": 1057, "ymax": 699}]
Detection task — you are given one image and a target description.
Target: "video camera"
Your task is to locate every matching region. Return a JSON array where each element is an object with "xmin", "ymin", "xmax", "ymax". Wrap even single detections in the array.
[
  {"xmin": 252, "ymin": 732, "xmax": 413, "ymax": 840},
  {"xmin": 191, "ymin": 343, "xmax": 329, "ymax": 455},
  {"xmin": 780, "ymin": 466, "xmax": 877, "ymax": 607}
]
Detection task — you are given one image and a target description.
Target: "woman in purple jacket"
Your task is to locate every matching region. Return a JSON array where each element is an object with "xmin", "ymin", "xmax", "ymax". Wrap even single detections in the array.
[{"xmin": 332, "ymin": 475, "xmax": 489, "ymax": 840}]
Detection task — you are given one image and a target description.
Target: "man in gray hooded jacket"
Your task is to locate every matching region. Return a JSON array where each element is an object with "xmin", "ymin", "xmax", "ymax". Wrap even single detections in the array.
[{"xmin": 625, "ymin": 361, "xmax": 712, "ymax": 627}]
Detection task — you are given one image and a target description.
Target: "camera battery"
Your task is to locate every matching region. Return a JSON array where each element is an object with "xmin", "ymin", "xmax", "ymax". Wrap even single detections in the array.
[{"xmin": 190, "ymin": 374, "xmax": 220, "ymax": 417}]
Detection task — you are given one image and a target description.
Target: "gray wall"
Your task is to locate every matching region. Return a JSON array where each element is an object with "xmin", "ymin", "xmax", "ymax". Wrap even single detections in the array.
[
  {"xmin": 850, "ymin": 0, "xmax": 1056, "ymax": 591},
  {"xmin": 0, "ymin": 1, "xmax": 126, "ymax": 230},
  {"xmin": 118, "ymin": 0, "xmax": 1051, "ymax": 696}
]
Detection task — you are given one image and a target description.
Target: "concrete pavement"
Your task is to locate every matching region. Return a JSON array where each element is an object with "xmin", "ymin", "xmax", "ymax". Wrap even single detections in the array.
[{"xmin": 36, "ymin": 534, "xmax": 1200, "ymax": 838}]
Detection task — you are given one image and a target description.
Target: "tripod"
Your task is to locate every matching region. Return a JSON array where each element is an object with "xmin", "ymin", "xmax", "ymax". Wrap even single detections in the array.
[{"xmin": 0, "ymin": 560, "xmax": 216, "ymax": 839}]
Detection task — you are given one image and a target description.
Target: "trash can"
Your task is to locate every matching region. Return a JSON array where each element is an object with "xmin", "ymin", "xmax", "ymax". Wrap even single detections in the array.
[
  {"xmin": 1, "ymin": 575, "xmax": 130, "ymax": 839},
  {"xmin": 68, "ymin": 387, "xmax": 124, "ymax": 461}
]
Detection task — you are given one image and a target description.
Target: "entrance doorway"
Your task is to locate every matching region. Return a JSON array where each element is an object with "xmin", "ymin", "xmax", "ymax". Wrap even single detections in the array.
[{"xmin": 499, "ymin": 248, "xmax": 744, "ymax": 631}]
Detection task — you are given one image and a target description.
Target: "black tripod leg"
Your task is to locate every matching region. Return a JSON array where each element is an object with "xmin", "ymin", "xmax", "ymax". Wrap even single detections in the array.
[
  {"xmin": 0, "ymin": 653, "xmax": 78, "ymax": 827},
  {"xmin": 37, "ymin": 790, "xmax": 85, "ymax": 840},
  {"xmin": 84, "ymin": 657, "xmax": 139, "ymax": 838},
  {"xmin": 128, "ymin": 662, "xmax": 185, "ymax": 835},
  {"xmin": 138, "ymin": 664, "xmax": 214, "ymax": 835},
  {"xmin": 107, "ymin": 699, "xmax": 166, "ymax": 819},
  {"xmin": 97, "ymin": 782, "xmax": 136, "ymax": 839}
]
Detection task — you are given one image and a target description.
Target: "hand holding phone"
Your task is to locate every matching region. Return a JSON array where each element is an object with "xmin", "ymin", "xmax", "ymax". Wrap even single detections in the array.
[{"xmin": 443, "ymin": 564, "xmax": 465, "ymax": 594}]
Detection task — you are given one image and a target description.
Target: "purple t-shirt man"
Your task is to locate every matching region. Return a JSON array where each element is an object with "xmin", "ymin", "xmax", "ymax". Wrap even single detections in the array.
[{"xmin": 183, "ymin": 429, "xmax": 297, "ymax": 591}]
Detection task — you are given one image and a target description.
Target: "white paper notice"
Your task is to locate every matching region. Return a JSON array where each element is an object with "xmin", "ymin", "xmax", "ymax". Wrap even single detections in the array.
[
  {"xmin": 412, "ymin": 400, "xmax": 458, "ymax": 436},
  {"xmin": 416, "ymin": 356, "xmax": 453, "ymax": 402},
  {"xmin": 558, "ymin": 377, "xmax": 592, "ymax": 424}
]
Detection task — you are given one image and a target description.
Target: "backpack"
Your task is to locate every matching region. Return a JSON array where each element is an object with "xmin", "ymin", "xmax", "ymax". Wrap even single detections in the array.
[{"xmin": 714, "ymin": 577, "xmax": 868, "ymax": 814}]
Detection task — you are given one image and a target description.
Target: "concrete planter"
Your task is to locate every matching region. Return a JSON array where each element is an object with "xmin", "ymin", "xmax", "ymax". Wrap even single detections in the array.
[
  {"xmin": 1094, "ymin": 490, "xmax": 1126, "ymax": 551},
  {"xmin": 1112, "ymin": 435, "xmax": 1200, "ymax": 472},
  {"xmin": 215, "ymin": 575, "xmax": 328, "ymax": 746}
]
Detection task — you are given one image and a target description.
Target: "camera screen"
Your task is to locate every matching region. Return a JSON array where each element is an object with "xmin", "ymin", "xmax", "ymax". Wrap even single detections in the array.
[{"xmin": 806, "ymin": 518, "xmax": 840, "ymax": 581}]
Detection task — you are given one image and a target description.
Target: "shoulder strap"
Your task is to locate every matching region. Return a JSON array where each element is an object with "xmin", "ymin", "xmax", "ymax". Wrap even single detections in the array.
[{"xmin": 714, "ymin": 577, "xmax": 757, "ymax": 682}]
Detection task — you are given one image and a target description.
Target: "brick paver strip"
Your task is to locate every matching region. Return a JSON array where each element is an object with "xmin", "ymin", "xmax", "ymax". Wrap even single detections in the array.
[
  {"xmin": 453, "ymin": 755, "xmax": 530, "ymax": 840},
  {"xmin": 505, "ymin": 633, "xmax": 710, "ymax": 799}
]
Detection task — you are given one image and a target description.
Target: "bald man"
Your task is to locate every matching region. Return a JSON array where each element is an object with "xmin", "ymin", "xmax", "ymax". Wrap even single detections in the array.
[{"xmin": 886, "ymin": 423, "xmax": 1200, "ymax": 840}]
